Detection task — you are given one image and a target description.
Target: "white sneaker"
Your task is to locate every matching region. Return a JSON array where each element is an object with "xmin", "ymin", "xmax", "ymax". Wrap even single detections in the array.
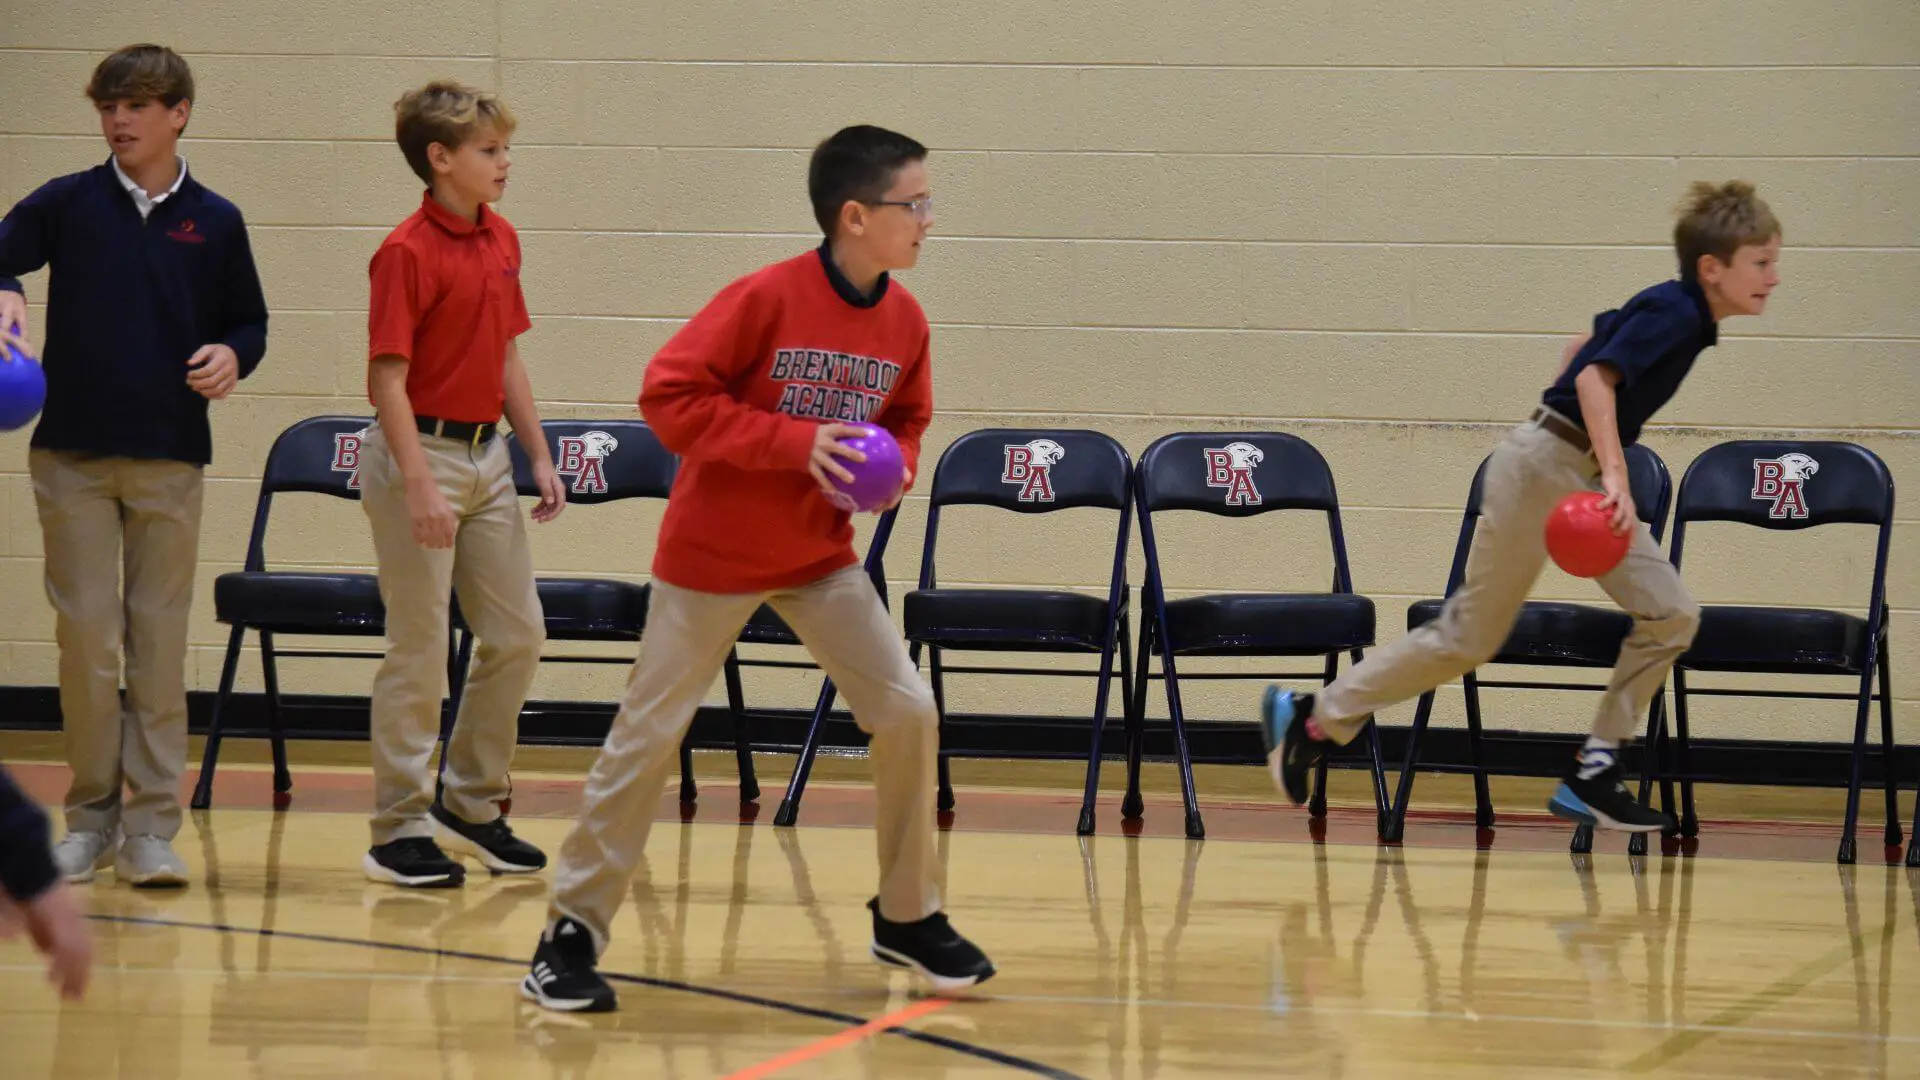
[
  {"xmin": 52, "ymin": 829, "xmax": 116, "ymax": 884},
  {"xmin": 116, "ymin": 835, "xmax": 189, "ymax": 888}
]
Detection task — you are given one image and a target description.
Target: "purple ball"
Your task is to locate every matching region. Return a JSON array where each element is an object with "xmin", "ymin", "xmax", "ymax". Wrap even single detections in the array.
[
  {"xmin": 825, "ymin": 425, "xmax": 904, "ymax": 513},
  {"xmin": 0, "ymin": 338, "xmax": 45, "ymax": 433}
]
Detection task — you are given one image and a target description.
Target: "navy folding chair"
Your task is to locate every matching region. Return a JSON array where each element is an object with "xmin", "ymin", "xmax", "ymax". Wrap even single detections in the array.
[
  {"xmin": 1664, "ymin": 440, "xmax": 1902, "ymax": 865},
  {"xmin": 1133, "ymin": 432, "xmax": 1388, "ymax": 839},
  {"xmin": 191, "ymin": 415, "xmax": 461, "ymax": 810},
  {"xmin": 896, "ymin": 429, "xmax": 1133, "ymax": 835},
  {"xmin": 1381, "ymin": 443, "xmax": 1675, "ymax": 852}
]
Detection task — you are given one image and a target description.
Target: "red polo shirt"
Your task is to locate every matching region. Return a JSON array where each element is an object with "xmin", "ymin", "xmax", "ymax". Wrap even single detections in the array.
[{"xmin": 366, "ymin": 193, "xmax": 532, "ymax": 423}]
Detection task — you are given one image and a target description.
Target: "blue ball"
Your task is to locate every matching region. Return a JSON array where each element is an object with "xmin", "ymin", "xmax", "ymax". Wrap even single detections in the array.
[{"xmin": 0, "ymin": 339, "xmax": 46, "ymax": 432}]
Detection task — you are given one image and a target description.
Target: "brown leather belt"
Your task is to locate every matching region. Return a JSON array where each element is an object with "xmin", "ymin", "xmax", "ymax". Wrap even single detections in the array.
[{"xmin": 1531, "ymin": 406, "xmax": 1591, "ymax": 453}]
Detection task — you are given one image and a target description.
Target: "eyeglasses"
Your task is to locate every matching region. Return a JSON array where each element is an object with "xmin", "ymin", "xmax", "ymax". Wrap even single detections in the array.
[{"xmin": 867, "ymin": 196, "xmax": 934, "ymax": 222}]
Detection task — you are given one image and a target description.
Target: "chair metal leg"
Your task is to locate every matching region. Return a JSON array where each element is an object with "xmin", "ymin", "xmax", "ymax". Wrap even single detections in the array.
[
  {"xmin": 1628, "ymin": 693, "xmax": 1669, "ymax": 857},
  {"xmin": 190, "ymin": 625, "xmax": 248, "ymax": 811},
  {"xmin": 1875, "ymin": 649, "xmax": 1901, "ymax": 851},
  {"xmin": 721, "ymin": 648, "xmax": 759, "ymax": 803},
  {"xmin": 1383, "ymin": 690, "xmax": 1438, "ymax": 843},
  {"xmin": 1307, "ymin": 654, "xmax": 1335, "ymax": 821},
  {"xmin": 1159, "ymin": 633, "xmax": 1203, "ymax": 840},
  {"xmin": 1076, "ymin": 624, "xmax": 1123, "ymax": 838},
  {"xmin": 1838, "ymin": 657, "xmax": 1878, "ymax": 865},
  {"xmin": 1121, "ymin": 615, "xmax": 1151, "ymax": 822},
  {"xmin": 1461, "ymin": 671, "xmax": 1494, "ymax": 831},
  {"xmin": 258, "ymin": 630, "xmax": 292, "ymax": 808},
  {"xmin": 1672, "ymin": 668, "xmax": 1698, "ymax": 837},
  {"xmin": 930, "ymin": 647, "xmax": 954, "ymax": 813},
  {"xmin": 1353, "ymin": 649, "xmax": 1390, "ymax": 825},
  {"xmin": 773, "ymin": 675, "xmax": 841, "ymax": 828}
]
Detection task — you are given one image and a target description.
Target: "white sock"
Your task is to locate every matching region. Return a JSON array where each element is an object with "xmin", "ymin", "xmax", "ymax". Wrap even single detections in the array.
[{"xmin": 1576, "ymin": 736, "xmax": 1618, "ymax": 780}]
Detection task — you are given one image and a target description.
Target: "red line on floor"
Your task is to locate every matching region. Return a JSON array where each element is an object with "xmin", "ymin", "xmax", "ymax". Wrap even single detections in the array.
[{"xmin": 718, "ymin": 997, "xmax": 956, "ymax": 1080}]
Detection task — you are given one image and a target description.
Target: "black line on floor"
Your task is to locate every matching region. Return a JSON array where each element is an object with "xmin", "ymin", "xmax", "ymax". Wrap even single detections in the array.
[{"xmin": 87, "ymin": 913, "xmax": 1086, "ymax": 1079}]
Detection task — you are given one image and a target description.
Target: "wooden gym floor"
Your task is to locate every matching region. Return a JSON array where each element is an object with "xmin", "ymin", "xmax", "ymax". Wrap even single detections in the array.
[{"xmin": 2, "ymin": 736, "xmax": 1916, "ymax": 1078}]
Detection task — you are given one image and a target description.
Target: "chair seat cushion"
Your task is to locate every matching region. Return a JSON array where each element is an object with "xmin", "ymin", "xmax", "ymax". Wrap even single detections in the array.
[
  {"xmin": 905, "ymin": 588, "xmax": 1117, "ymax": 652},
  {"xmin": 1682, "ymin": 605, "xmax": 1871, "ymax": 675},
  {"xmin": 1159, "ymin": 593, "xmax": 1374, "ymax": 656},
  {"xmin": 531, "ymin": 578, "xmax": 649, "ymax": 641},
  {"xmin": 1407, "ymin": 599, "xmax": 1632, "ymax": 667},
  {"xmin": 214, "ymin": 571, "xmax": 385, "ymax": 635},
  {"xmin": 738, "ymin": 603, "xmax": 799, "ymax": 645}
]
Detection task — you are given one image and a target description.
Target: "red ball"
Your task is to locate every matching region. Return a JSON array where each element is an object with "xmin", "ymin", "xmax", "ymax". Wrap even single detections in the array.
[{"xmin": 1544, "ymin": 491, "xmax": 1629, "ymax": 578}]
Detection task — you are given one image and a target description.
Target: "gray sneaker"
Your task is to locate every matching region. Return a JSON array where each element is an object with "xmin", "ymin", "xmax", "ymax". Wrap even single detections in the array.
[
  {"xmin": 53, "ymin": 829, "xmax": 116, "ymax": 884},
  {"xmin": 116, "ymin": 835, "xmax": 189, "ymax": 888}
]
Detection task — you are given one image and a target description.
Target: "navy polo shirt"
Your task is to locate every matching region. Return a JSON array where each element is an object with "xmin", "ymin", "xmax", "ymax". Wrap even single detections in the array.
[
  {"xmin": 1541, "ymin": 278, "xmax": 1717, "ymax": 447},
  {"xmin": 0, "ymin": 160, "xmax": 269, "ymax": 466}
]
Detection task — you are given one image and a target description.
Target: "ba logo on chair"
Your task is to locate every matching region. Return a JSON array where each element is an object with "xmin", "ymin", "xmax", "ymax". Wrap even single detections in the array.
[
  {"xmin": 1001, "ymin": 439, "xmax": 1065, "ymax": 503},
  {"xmin": 556, "ymin": 430, "xmax": 619, "ymax": 494},
  {"xmin": 331, "ymin": 429, "xmax": 368, "ymax": 489},
  {"xmin": 1751, "ymin": 452, "xmax": 1818, "ymax": 519},
  {"xmin": 1203, "ymin": 442, "xmax": 1264, "ymax": 506}
]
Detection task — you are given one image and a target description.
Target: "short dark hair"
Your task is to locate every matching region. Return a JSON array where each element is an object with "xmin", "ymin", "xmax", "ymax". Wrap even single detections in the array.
[
  {"xmin": 85, "ymin": 44, "xmax": 194, "ymax": 108},
  {"xmin": 1674, "ymin": 180, "xmax": 1781, "ymax": 281},
  {"xmin": 807, "ymin": 125, "xmax": 928, "ymax": 237}
]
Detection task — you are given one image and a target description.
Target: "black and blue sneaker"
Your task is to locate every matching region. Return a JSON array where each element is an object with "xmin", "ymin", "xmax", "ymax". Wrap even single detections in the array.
[
  {"xmin": 1547, "ymin": 752, "xmax": 1672, "ymax": 833},
  {"xmin": 1259, "ymin": 687, "xmax": 1327, "ymax": 806}
]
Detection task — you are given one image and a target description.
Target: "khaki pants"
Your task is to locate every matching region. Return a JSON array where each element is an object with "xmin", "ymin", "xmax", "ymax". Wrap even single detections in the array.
[
  {"xmin": 549, "ymin": 565, "xmax": 942, "ymax": 953},
  {"xmin": 30, "ymin": 450, "xmax": 204, "ymax": 840},
  {"xmin": 1317, "ymin": 415, "xmax": 1700, "ymax": 746},
  {"xmin": 359, "ymin": 428, "xmax": 544, "ymax": 844}
]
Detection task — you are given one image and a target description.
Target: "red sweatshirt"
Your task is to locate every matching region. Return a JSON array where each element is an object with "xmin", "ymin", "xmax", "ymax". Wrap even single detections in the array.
[{"xmin": 640, "ymin": 247, "xmax": 933, "ymax": 593}]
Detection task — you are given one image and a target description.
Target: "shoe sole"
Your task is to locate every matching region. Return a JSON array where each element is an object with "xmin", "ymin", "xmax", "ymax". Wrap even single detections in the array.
[
  {"xmin": 117, "ymin": 863, "xmax": 190, "ymax": 889},
  {"xmin": 1547, "ymin": 784, "xmax": 1668, "ymax": 833},
  {"xmin": 362, "ymin": 851, "xmax": 466, "ymax": 888},
  {"xmin": 433, "ymin": 818, "xmax": 546, "ymax": 875},
  {"xmin": 1261, "ymin": 687, "xmax": 1311, "ymax": 806},
  {"xmin": 870, "ymin": 943, "xmax": 996, "ymax": 994},
  {"xmin": 519, "ymin": 974, "xmax": 617, "ymax": 1013}
]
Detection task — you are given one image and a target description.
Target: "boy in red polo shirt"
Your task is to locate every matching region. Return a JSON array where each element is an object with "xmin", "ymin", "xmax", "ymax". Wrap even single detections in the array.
[
  {"xmin": 520, "ymin": 126, "xmax": 993, "ymax": 1013},
  {"xmin": 359, "ymin": 81, "xmax": 561, "ymax": 888}
]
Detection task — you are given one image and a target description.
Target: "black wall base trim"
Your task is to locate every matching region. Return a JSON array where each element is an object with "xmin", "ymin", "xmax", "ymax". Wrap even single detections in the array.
[{"xmin": 0, "ymin": 686, "xmax": 1909, "ymax": 791}]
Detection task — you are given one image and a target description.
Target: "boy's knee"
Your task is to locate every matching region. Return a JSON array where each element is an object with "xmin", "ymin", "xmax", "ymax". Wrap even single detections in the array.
[
  {"xmin": 867, "ymin": 680, "xmax": 938, "ymax": 734},
  {"xmin": 1666, "ymin": 596, "xmax": 1702, "ymax": 647}
]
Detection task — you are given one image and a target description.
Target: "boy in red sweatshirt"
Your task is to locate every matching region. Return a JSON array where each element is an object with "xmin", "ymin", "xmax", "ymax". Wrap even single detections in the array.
[{"xmin": 521, "ymin": 126, "xmax": 993, "ymax": 1013}]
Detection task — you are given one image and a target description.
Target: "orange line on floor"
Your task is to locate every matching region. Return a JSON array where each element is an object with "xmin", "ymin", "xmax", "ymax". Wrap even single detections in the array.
[{"xmin": 719, "ymin": 997, "xmax": 956, "ymax": 1080}]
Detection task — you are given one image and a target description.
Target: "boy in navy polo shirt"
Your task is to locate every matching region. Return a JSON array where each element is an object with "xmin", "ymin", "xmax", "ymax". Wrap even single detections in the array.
[
  {"xmin": 1262, "ymin": 181, "xmax": 1783, "ymax": 834},
  {"xmin": 357, "ymin": 81, "xmax": 560, "ymax": 888},
  {"xmin": 0, "ymin": 45, "xmax": 269, "ymax": 888}
]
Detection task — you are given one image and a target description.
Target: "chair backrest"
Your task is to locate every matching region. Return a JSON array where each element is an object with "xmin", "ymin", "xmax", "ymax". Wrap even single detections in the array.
[
  {"xmin": 506, "ymin": 419, "xmax": 677, "ymax": 504},
  {"xmin": 927, "ymin": 428, "xmax": 1132, "ymax": 512},
  {"xmin": 1135, "ymin": 430, "xmax": 1356, "ymax": 593},
  {"xmin": 1673, "ymin": 440, "xmax": 1893, "ymax": 530},
  {"xmin": 1462, "ymin": 442, "xmax": 1673, "ymax": 537},
  {"xmin": 261, "ymin": 414, "xmax": 381, "ymax": 498},
  {"xmin": 1136, "ymin": 431, "xmax": 1340, "ymax": 516}
]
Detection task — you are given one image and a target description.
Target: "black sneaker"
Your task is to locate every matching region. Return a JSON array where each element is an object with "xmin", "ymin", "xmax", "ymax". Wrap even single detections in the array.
[
  {"xmin": 1547, "ymin": 754, "xmax": 1673, "ymax": 833},
  {"xmin": 364, "ymin": 836, "xmax": 466, "ymax": 888},
  {"xmin": 431, "ymin": 802, "xmax": 548, "ymax": 874},
  {"xmin": 868, "ymin": 898, "xmax": 995, "ymax": 993},
  {"xmin": 1259, "ymin": 687, "xmax": 1327, "ymax": 806},
  {"xmin": 521, "ymin": 917, "xmax": 616, "ymax": 1013}
]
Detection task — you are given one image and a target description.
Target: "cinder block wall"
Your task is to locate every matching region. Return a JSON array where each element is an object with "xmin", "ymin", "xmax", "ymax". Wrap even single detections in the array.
[{"xmin": 3, "ymin": 2, "xmax": 1914, "ymax": 745}]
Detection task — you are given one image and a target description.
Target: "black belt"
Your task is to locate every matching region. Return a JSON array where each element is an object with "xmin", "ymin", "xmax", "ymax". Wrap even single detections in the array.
[
  {"xmin": 1531, "ymin": 407, "xmax": 1591, "ymax": 453},
  {"xmin": 415, "ymin": 415, "xmax": 498, "ymax": 446}
]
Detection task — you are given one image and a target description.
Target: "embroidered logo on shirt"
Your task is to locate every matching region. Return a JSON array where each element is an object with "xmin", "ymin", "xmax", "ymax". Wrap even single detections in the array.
[
  {"xmin": 1752, "ymin": 453, "xmax": 1819, "ymax": 519},
  {"xmin": 167, "ymin": 218, "xmax": 206, "ymax": 244},
  {"xmin": 332, "ymin": 429, "xmax": 368, "ymax": 490},
  {"xmin": 556, "ymin": 430, "xmax": 619, "ymax": 494},
  {"xmin": 1203, "ymin": 442, "xmax": 1265, "ymax": 507},
  {"xmin": 1002, "ymin": 440, "xmax": 1065, "ymax": 503}
]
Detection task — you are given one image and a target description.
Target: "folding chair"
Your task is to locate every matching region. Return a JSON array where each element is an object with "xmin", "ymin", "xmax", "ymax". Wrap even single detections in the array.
[
  {"xmin": 191, "ymin": 415, "xmax": 466, "ymax": 810},
  {"xmin": 1132, "ymin": 431, "xmax": 1388, "ymax": 839},
  {"xmin": 1380, "ymin": 443, "xmax": 1675, "ymax": 851},
  {"xmin": 1663, "ymin": 440, "xmax": 1902, "ymax": 865},
  {"xmin": 901, "ymin": 428, "xmax": 1133, "ymax": 836}
]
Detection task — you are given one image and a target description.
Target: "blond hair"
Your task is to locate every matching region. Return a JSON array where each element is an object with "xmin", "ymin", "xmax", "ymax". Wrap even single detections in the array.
[
  {"xmin": 393, "ymin": 81, "xmax": 516, "ymax": 186},
  {"xmin": 1675, "ymin": 181, "xmax": 1780, "ymax": 280},
  {"xmin": 85, "ymin": 44, "xmax": 194, "ymax": 107}
]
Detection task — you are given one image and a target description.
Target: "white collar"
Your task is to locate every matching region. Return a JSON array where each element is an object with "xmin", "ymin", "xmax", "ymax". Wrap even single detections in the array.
[{"xmin": 111, "ymin": 155, "xmax": 189, "ymax": 220}]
